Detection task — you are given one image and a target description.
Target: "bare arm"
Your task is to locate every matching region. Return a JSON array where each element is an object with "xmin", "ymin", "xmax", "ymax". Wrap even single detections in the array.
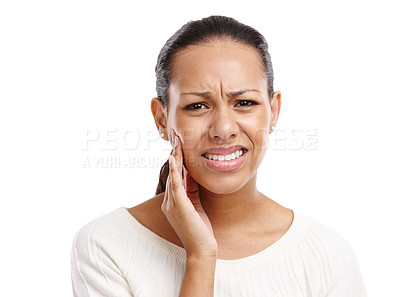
[{"xmin": 179, "ymin": 255, "xmax": 217, "ymax": 297}]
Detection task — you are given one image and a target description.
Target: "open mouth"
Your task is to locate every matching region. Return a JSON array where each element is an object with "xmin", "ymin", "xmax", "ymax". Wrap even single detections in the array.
[
  {"xmin": 201, "ymin": 148, "xmax": 248, "ymax": 172},
  {"xmin": 201, "ymin": 148, "xmax": 247, "ymax": 161}
]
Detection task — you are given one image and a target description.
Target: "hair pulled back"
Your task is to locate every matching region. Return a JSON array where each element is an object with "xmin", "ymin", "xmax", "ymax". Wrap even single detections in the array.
[{"xmin": 154, "ymin": 15, "xmax": 274, "ymax": 195}]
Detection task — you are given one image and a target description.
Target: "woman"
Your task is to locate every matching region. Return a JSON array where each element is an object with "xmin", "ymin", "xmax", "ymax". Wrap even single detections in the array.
[{"xmin": 71, "ymin": 15, "xmax": 367, "ymax": 297}]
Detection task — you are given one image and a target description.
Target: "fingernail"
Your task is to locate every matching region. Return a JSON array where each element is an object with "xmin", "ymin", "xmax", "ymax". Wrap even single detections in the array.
[{"xmin": 169, "ymin": 155, "xmax": 173, "ymax": 167}]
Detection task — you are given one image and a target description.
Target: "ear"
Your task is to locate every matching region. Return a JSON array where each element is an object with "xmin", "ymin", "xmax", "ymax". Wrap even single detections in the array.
[
  {"xmin": 269, "ymin": 91, "xmax": 281, "ymax": 133},
  {"xmin": 151, "ymin": 97, "xmax": 168, "ymax": 140}
]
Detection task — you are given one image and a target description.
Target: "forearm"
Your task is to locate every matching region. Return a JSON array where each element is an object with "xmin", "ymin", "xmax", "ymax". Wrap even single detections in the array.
[{"xmin": 179, "ymin": 255, "xmax": 217, "ymax": 297}]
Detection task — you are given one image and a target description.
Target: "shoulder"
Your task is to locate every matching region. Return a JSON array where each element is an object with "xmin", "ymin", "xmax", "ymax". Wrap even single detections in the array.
[
  {"xmin": 71, "ymin": 207, "xmax": 138, "ymax": 275},
  {"xmin": 297, "ymin": 213, "xmax": 364, "ymax": 271},
  {"xmin": 294, "ymin": 212, "xmax": 360, "ymax": 266},
  {"xmin": 293, "ymin": 212, "xmax": 367, "ymax": 296},
  {"xmin": 73, "ymin": 207, "xmax": 134, "ymax": 243},
  {"xmin": 71, "ymin": 207, "xmax": 150, "ymax": 296},
  {"xmin": 298, "ymin": 213, "xmax": 355, "ymax": 252},
  {"xmin": 71, "ymin": 194, "xmax": 165, "ymax": 264},
  {"xmin": 73, "ymin": 193, "xmax": 163, "ymax": 247}
]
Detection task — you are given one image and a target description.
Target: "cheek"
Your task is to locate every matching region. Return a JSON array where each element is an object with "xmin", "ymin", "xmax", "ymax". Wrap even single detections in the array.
[
  {"xmin": 176, "ymin": 118, "xmax": 206, "ymax": 168},
  {"xmin": 254, "ymin": 130, "xmax": 269, "ymax": 151},
  {"xmin": 243, "ymin": 113, "xmax": 269, "ymax": 161},
  {"xmin": 246, "ymin": 124, "xmax": 268, "ymax": 153},
  {"xmin": 176, "ymin": 118, "xmax": 203, "ymax": 149},
  {"xmin": 242, "ymin": 112, "xmax": 269, "ymax": 146}
]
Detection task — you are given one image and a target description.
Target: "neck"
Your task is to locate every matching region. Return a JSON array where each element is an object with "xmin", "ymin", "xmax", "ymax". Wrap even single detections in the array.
[{"xmin": 198, "ymin": 172, "xmax": 268, "ymax": 231}]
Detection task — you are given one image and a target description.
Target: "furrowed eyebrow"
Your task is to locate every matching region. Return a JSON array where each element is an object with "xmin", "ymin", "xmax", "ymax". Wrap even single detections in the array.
[
  {"xmin": 180, "ymin": 89, "xmax": 260, "ymax": 98},
  {"xmin": 227, "ymin": 89, "xmax": 260, "ymax": 97},
  {"xmin": 180, "ymin": 91, "xmax": 212, "ymax": 98}
]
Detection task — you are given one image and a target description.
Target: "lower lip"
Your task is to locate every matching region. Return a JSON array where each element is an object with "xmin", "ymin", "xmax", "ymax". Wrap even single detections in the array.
[{"xmin": 201, "ymin": 150, "xmax": 247, "ymax": 172}]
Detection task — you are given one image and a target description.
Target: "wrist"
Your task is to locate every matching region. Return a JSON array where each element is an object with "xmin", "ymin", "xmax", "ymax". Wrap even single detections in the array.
[{"xmin": 187, "ymin": 252, "xmax": 218, "ymax": 262}]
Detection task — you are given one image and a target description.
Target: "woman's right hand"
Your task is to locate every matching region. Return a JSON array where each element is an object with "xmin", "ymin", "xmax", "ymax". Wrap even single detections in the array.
[{"xmin": 161, "ymin": 130, "xmax": 218, "ymax": 259}]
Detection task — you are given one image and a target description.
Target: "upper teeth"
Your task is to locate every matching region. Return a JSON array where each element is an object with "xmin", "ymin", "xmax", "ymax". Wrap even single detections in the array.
[{"xmin": 204, "ymin": 149, "xmax": 244, "ymax": 161}]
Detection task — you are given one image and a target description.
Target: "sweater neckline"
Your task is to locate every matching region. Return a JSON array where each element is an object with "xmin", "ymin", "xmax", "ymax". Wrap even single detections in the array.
[{"xmin": 116, "ymin": 206, "xmax": 308, "ymax": 273}]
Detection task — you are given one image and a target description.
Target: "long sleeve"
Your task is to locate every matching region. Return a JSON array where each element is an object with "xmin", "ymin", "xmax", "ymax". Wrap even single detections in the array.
[{"xmin": 70, "ymin": 218, "xmax": 134, "ymax": 297}]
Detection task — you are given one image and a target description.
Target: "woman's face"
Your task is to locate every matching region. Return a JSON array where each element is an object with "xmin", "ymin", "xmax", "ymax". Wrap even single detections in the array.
[{"xmin": 158, "ymin": 40, "xmax": 280, "ymax": 194}]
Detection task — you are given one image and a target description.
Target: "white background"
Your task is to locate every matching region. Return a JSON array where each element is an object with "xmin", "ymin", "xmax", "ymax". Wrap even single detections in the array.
[{"xmin": 1, "ymin": 0, "xmax": 399, "ymax": 296}]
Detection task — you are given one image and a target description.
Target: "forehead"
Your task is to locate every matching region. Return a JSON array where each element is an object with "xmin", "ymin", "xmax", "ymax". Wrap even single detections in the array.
[{"xmin": 169, "ymin": 40, "xmax": 267, "ymax": 92}]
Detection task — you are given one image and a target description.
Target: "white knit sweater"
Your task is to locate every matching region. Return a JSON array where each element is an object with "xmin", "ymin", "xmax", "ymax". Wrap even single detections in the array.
[{"xmin": 70, "ymin": 207, "xmax": 367, "ymax": 297}]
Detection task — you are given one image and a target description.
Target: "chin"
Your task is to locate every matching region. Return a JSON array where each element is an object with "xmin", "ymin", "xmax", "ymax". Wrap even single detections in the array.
[
  {"xmin": 196, "ymin": 173, "xmax": 251, "ymax": 195},
  {"xmin": 200, "ymin": 184, "xmax": 242, "ymax": 195}
]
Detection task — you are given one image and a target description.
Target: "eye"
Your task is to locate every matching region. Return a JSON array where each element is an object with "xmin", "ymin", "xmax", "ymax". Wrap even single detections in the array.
[
  {"xmin": 235, "ymin": 100, "xmax": 258, "ymax": 107},
  {"xmin": 184, "ymin": 102, "xmax": 208, "ymax": 110}
]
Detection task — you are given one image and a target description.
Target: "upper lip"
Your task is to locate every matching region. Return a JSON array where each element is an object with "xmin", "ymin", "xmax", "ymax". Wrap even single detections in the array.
[{"xmin": 202, "ymin": 145, "xmax": 247, "ymax": 155}]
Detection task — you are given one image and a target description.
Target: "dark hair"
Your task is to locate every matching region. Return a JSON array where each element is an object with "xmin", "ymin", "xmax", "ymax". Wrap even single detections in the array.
[{"xmin": 154, "ymin": 15, "xmax": 275, "ymax": 195}]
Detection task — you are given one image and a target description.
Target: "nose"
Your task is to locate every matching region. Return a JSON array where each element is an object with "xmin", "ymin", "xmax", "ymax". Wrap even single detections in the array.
[{"xmin": 208, "ymin": 106, "xmax": 239, "ymax": 142}]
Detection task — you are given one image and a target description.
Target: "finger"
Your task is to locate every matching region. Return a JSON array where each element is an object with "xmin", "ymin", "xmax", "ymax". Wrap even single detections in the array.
[
  {"xmin": 161, "ymin": 172, "xmax": 174, "ymax": 209},
  {"xmin": 172, "ymin": 132, "xmax": 184, "ymax": 179},
  {"xmin": 169, "ymin": 154, "xmax": 192, "ymax": 209},
  {"xmin": 171, "ymin": 129, "xmax": 185, "ymax": 183},
  {"xmin": 165, "ymin": 172, "xmax": 173, "ymax": 202}
]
